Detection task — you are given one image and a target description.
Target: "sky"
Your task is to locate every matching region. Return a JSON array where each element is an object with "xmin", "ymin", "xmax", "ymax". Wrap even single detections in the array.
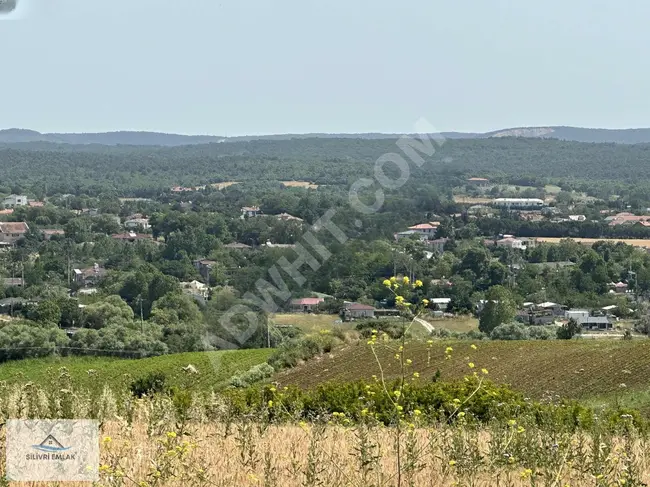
[{"xmin": 2, "ymin": 0, "xmax": 650, "ymax": 136}]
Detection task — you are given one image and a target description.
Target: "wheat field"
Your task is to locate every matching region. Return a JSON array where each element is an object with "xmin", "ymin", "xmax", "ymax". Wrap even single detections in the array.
[{"xmin": 6, "ymin": 421, "xmax": 650, "ymax": 486}]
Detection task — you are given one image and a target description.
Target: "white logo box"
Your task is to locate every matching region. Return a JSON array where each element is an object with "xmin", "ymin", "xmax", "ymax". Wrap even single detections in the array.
[{"xmin": 6, "ymin": 419, "xmax": 99, "ymax": 481}]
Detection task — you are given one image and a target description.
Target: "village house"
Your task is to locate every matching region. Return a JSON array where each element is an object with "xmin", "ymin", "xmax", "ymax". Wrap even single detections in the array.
[
  {"xmin": 111, "ymin": 231, "xmax": 153, "ymax": 243},
  {"xmin": 2, "ymin": 195, "xmax": 27, "ymax": 208},
  {"xmin": 28, "ymin": 200, "xmax": 44, "ymax": 208},
  {"xmin": 608, "ymin": 281, "xmax": 629, "ymax": 294},
  {"xmin": 0, "ymin": 222, "xmax": 29, "ymax": 246},
  {"xmin": 41, "ymin": 229, "xmax": 65, "ymax": 240},
  {"xmin": 241, "ymin": 206, "xmax": 262, "ymax": 218},
  {"xmin": 124, "ymin": 217, "xmax": 151, "ymax": 230},
  {"xmin": 495, "ymin": 237, "xmax": 526, "ymax": 250},
  {"xmin": 427, "ymin": 238, "xmax": 449, "ymax": 254},
  {"xmin": 194, "ymin": 259, "xmax": 216, "ymax": 280},
  {"xmin": 73, "ymin": 263, "xmax": 107, "ymax": 287},
  {"xmin": 341, "ymin": 302, "xmax": 376, "ymax": 320},
  {"xmin": 290, "ymin": 297, "xmax": 325, "ymax": 313},
  {"xmin": 492, "ymin": 198, "xmax": 546, "ymax": 210},
  {"xmin": 407, "ymin": 222, "xmax": 439, "ymax": 240},
  {"xmin": 276, "ymin": 212, "xmax": 303, "ymax": 222},
  {"xmin": 581, "ymin": 316, "xmax": 613, "ymax": 331},
  {"xmin": 606, "ymin": 212, "xmax": 650, "ymax": 226},
  {"xmin": 466, "ymin": 177, "xmax": 489, "ymax": 187},
  {"xmin": 181, "ymin": 280, "xmax": 210, "ymax": 300},
  {"xmin": 3, "ymin": 278, "xmax": 24, "ymax": 287},
  {"xmin": 394, "ymin": 230, "xmax": 427, "ymax": 242}
]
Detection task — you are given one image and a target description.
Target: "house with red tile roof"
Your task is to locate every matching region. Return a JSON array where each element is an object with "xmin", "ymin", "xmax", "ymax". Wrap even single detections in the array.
[{"xmin": 290, "ymin": 297, "xmax": 325, "ymax": 312}]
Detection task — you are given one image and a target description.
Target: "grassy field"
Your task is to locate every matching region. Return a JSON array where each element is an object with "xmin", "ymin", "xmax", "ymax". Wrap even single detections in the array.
[
  {"xmin": 272, "ymin": 313, "xmax": 354, "ymax": 333},
  {"xmin": 276, "ymin": 339, "xmax": 650, "ymax": 402},
  {"xmin": 425, "ymin": 315, "xmax": 479, "ymax": 333},
  {"xmin": 537, "ymin": 236, "xmax": 650, "ymax": 248},
  {"xmin": 211, "ymin": 181, "xmax": 240, "ymax": 190},
  {"xmin": 453, "ymin": 195, "xmax": 493, "ymax": 205},
  {"xmin": 0, "ymin": 349, "xmax": 273, "ymax": 392}
]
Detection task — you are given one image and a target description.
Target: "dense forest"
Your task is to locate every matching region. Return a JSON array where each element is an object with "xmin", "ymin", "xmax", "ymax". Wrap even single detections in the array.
[{"xmin": 2, "ymin": 137, "xmax": 650, "ymax": 195}]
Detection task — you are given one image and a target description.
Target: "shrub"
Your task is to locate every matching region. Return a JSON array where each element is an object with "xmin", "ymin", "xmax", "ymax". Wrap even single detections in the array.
[
  {"xmin": 528, "ymin": 325, "xmax": 557, "ymax": 340},
  {"xmin": 267, "ymin": 333, "xmax": 343, "ymax": 370},
  {"xmin": 356, "ymin": 319, "xmax": 410, "ymax": 339},
  {"xmin": 130, "ymin": 371, "xmax": 167, "ymax": 398},
  {"xmin": 490, "ymin": 322, "xmax": 530, "ymax": 340},
  {"xmin": 229, "ymin": 363, "xmax": 275, "ymax": 388}
]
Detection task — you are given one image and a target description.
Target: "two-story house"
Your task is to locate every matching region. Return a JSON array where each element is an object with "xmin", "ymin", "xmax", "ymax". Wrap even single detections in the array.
[
  {"xmin": 2, "ymin": 195, "xmax": 27, "ymax": 208},
  {"xmin": 0, "ymin": 222, "xmax": 29, "ymax": 246}
]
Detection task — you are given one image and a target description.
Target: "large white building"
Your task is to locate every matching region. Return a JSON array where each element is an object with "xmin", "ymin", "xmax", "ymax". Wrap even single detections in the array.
[{"xmin": 492, "ymin": 198, "xmax": 545, "ymax": 210}]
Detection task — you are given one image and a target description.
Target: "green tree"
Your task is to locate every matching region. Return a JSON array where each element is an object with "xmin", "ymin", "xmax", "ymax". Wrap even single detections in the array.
[
  {"xmin": 478, "ymin": 285, "xmax": 516, "ymax": 335},
  {"xmin": 557, "ymin": 318, "xmax": 581, "ymax": 340}
]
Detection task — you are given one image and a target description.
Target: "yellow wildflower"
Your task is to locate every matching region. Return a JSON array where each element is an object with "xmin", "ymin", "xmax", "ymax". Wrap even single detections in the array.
[
  {"xmin": 414, "ymin": 279, "xmax": 423, "ymax": 287},
  {"xmin": 402, "ymin": 276, "xmax": 410, "ymax": 284}
]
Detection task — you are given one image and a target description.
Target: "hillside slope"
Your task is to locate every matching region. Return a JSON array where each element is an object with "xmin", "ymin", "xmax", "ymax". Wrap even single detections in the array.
[
  {"xmin": 275, "ymin": 340, "xmax": 650, "ymax": 400},
  {"xmin": 0, "ymin": 349, "xmax": 273, "ymax": 392}
]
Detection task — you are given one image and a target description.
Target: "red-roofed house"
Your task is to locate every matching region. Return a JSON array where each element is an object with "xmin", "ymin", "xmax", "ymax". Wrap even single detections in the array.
[
  {"xmin": 407, "ymin": 222, "xmax": 438, "ymax": 240},
  {"xmin": 290, "ymin": 297, "xmax": 325, "ymax": 312},
  {"xmin": 0, "ymin": 222, "xmax": 29, "ymax": 245},
  {"xmin": 606, "ymin": 212, "xmax": 650, "ymax": 226}
]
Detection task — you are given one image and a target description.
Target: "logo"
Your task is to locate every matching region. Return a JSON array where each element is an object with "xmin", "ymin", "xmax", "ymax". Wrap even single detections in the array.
[{"xmin": 32, "ymin": 434, "xmax": 72, "ymax": 453}]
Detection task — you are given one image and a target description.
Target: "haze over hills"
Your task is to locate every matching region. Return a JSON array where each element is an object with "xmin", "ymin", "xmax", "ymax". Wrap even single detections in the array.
[{"xmin": 3, "ymin": 126, "xmax": 650, "ymax": 146}]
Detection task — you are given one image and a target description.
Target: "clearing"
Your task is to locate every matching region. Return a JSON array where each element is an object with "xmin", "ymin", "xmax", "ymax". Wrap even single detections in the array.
[
  {"xmin": 453, "ymin": 195, "xmax": 493, "ymax": 205},
  {"xmin": 211, "ymin": 181, "xmax": 240, "ymax": 190},
  {"xmin": 272, "ymin": 313, "xmax": 353, "ymax": 334}
]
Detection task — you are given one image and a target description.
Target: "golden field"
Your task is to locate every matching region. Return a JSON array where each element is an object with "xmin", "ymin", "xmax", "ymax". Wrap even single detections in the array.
[
  {"xmin": 537, "ymin": 236, "xmax": 650, "ymax": 248},
  {"xmin": 5, "ymin": 421, "xmax": 649, "ymax": 487}
]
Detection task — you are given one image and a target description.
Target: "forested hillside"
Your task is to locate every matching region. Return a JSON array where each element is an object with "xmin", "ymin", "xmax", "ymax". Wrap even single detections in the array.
[{"xmin": 1, "ymin": 137, "xmax": 650, "ymax": 194}]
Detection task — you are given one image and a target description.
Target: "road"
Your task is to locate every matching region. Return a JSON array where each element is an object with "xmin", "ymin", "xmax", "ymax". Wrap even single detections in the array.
[{"xmin": 414, "ymin": 317, "xmax": 435, "ymax": 334}]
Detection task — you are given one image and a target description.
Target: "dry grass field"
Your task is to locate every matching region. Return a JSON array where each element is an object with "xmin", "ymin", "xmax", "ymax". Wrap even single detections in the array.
[
  {"xmin": 271, "ymin": 313, "xmax": 353, "ymax": 334},
  {"xmin": 537, "ymin": 236, "xmax": 650, "ymax": 248},
  {"xmin": 452, "ymin": 195, "xmax": 494, "ymax": 205},
  {"xmin": 276, "ymin": 339, "xmax": 650, "ymax": 401},
  {"xmin": 281, "ymin": 181, "xmax": 319, "ymax": 189},
  {"xmin": 211, "ymin": 181, "xmax": 240, "ymax": 190},
  {"xmin": 10, "ymin": 421, "xmax": 648, "ymax": 486}
]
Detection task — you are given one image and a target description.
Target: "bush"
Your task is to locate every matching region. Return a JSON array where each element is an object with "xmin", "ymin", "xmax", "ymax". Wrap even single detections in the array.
[
  {"xmin": 130, "ymin": 371, "xmax": 167, "ymax": 398},
  {"xmin": 356, "ymin": 319, "xmax": 410, "ymax": 339},
  {"xmin": 528, "ymin": 325, "xmax": 557, "ymax": 340},
  {"xmin": 490, "ymin": 322, "xmax": 530, "ymax": 340},
  {"xmin": 229, "ymin": 363, "xmax": 275, "ymax": 388},
  {"xmin": 267, "ymin": 333, "xmax": 342, "ymax": 370}
]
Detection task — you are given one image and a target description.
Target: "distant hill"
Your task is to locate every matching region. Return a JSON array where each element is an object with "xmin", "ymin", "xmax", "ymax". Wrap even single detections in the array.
[{"xmin": 3, "ymin": 126, "xmax": 650, "ymax": 146}]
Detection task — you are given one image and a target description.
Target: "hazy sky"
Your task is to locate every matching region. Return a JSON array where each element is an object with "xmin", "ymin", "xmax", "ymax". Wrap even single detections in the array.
[{"xmin": 2, "ymin": 0, "xmax": 649, "ymax": 135}]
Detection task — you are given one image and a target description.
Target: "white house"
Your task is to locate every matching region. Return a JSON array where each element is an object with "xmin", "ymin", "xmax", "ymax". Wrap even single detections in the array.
[
  {"xmin": 496, "ymin": 237, "xmax": 526, "ymax": 250},
  {"xmin": 125, "ymin": 218, "xmax": 151, "ymax": 230},
  {"xmin": 241, "ymin": 206, "xmax": 262, "ymax": 218},
  {"xmin": 407, "ymin": 222, "xmax": 439, "ymax": 240},
  {"xmin": 181, "ymin": 280, "xmax": 210, "ymax": 299},
  {"xmin": 2, "ymin": 195, "xmax": 27, "ymax": 208}
]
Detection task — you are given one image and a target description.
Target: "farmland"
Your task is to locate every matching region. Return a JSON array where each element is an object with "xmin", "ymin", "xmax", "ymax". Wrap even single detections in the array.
[
  {"xmin": 452, "ymin": 195, "xmax": 494, "ymax": 205},
  {"xmin": 537, "ymin": 236, "xmax": 650, "ymax": 248},
  {"xmin": 275, "ymin": 339, "xmax": 650, "ymax": 402},
  {"xmin": 0, "ymin": 349, "xmax": 273, "ymax": 392}
]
